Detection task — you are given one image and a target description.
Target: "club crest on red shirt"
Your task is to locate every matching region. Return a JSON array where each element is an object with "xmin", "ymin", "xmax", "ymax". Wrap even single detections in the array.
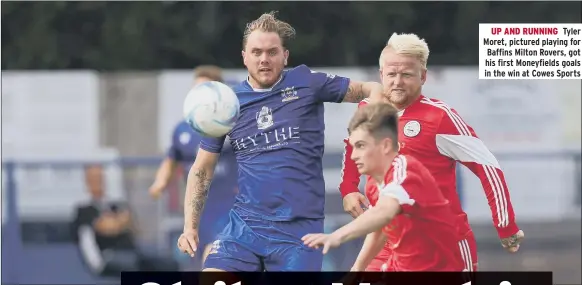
[{"xmin": 403, "ymin": 120, "xmax": 421, "ymax": 137}]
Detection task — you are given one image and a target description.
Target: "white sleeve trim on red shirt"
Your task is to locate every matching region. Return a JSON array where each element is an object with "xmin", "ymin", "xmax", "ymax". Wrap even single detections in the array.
[
  {"xmin": 379, "ymin": 182, "xmax": 416, "ymax": 206},
  {"xmin": 378, "ymin": 155, "xmax": 416, "ymax": 206},
  {"xmin": 436, "ymin": 134, "xmax": 501, "ymax": 169}
]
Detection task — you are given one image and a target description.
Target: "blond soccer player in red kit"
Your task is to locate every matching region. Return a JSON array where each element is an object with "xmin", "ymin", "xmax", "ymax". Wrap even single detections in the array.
[
  {"xmin": 338, "ymin": 33, "xmax": 524, "ymax": 272},
  {"xmin": 303, "ymin": 103, "xmax": 465, "ymax": 271}
]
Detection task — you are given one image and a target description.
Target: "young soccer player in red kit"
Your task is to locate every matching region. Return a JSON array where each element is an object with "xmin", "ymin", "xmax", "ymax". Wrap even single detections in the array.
[
  {"xmin": 303, "ymin": 103, "xmax": 465, "ymax": 271},
  {"xmin": 338, "ymin": 33, "xmax": 524, "ymax": 272}
]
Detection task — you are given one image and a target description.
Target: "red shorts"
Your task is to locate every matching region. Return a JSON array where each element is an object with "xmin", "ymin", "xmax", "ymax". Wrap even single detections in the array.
[
  {"xmin": 365, "ymin": 254, "xmax": 392, "ymax": 272},
  {"xmin": 365, "ymin": 231, "xmax": 478, "ymax": 272},
  {"xmin": 458, "ymin": 231, "xmax": 479, "ymax": 271}
]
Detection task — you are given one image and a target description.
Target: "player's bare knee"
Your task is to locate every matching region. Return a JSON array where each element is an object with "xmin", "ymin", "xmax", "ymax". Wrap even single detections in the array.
[{"xmin": 201, "ymin": 243, "xmax": 213, "ymax": 264}]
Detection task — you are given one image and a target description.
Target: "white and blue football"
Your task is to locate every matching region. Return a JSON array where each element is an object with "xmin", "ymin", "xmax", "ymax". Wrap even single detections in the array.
[{"xmin": 183, "ymin": 81, "xmax": 240, "ymax": 138}]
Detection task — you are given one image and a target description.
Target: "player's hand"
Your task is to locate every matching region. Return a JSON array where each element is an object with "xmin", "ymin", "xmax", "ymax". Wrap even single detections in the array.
[
  {"xmin": 366, "ymin": 83, "xmax": 386, "ymax": 104},
  {"xmin": 177, "ymin": 229, "xmax": 199, "ymax": 257},
  {"xmin": 343, "ymin": 192, "xmax": 370, "ymax": 218},
  {"xmin": 148, "ymin": 182, "xmax": 166, "ymax": 199},
  {"xmin": 500, "ymin": 229, "xmax": 524, "ymax": 253},
  {"xmin": 302, "ymin": 233, "xmax": 342, "ymax": 254}
]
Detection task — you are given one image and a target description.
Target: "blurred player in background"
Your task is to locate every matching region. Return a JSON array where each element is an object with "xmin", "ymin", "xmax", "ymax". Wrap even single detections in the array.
[
  {"xmin": 176, "ymin": 11, "xmax": 385, "ymax": 272},
  {"xmin": 149, "ymin": 65, "xmax": 238, "ymax": 267},
  {"xmin": 303, "ymin": 103, "xmax": 465, "ymax": 271},
  {"xmin": 339, "ymin": 33, "xmax": 524, "ymax": 272}
]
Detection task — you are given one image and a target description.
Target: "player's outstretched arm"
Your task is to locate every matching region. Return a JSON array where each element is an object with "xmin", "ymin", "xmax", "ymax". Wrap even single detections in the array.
[
  {"xmin": 303, "ymin": 196, "xmax": 400, "ymax": 254},
  {"xmin": 334, "ymin": 196, "xmax": 400, "ymax": 242},
  {"xmin": 351, "ymin": 230, "xmax": 387, "ymax": 271},
  {"xmin": 178, "ymin": 149, "xmax": 219, "ymax": 257},
  {"xmin": 433, "ymin": 103, "xmax": 522, "ymax": 251},
  {"xmin": 342, "ymin": 81, "xmax": 384, "ymax": 103}
]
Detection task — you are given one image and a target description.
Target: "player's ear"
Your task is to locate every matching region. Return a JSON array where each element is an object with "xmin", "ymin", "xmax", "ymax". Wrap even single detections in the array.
[
  {"xmin": 242, "ymin": 51, "xmax": 247, "ymax": 65},
  {"xmin": 383, "ymin": 137, "xmax": 394, "ymax": 155},
  {"xmin": 284, "ymin": 49, "xmax": 289, "ymax": 66},
  {"xmin": 379, "ymin": 68, "xmax": 383, "ymax": 81},
  {"xmin": 420, "ymin": 68, "xmax": 427, "ymax": 85}
]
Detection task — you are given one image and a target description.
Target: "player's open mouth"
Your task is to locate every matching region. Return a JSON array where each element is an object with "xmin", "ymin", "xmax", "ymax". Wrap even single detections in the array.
[{"xmin": 259, "ymin": 68, "xmax": 271, "ymax": 73}]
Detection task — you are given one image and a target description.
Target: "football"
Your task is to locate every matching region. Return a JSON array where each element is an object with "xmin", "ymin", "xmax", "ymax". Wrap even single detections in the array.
[{"xmin": 183, "ymin": 81, "xmax": 240, "ymax": 138}]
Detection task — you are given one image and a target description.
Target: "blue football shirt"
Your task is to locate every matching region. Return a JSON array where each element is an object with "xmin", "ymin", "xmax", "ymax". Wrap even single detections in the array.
[
  {"xmin": 199, "ymin": 65, "xmax": 350, "ymax": 221},
  {"xmin": 168, "ymin": 120, "xmax": 238, "ymax": 216}
]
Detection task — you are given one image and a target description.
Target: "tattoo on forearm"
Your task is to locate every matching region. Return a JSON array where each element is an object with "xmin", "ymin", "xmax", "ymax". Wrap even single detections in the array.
[
  {"xmin": 188, "ymin": 169, "xmax": 212, "ymax": 229},
  {"xmin": 343, "ymin": 83, "xmax": 366, "ymax": 103}
]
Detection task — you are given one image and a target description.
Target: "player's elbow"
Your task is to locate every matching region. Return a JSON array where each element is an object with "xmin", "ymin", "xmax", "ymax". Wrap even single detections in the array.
[
  {"xmin": 162, "ymin": 157, "xmax": 177, "ymax": 169},
  {"xmin": 372, "ymin": 205, "xmax": 395, "ymax": 223},
  {"xmin": 375, "ymin": 197, "xmax": 402, "ymax": 221},
  {"xmin": 157, "ymin": 158, "xmax": 177, "ymax": 177},
  {"xmin": 190, "ymin": 149, "xmax": 220, "ymax": 178}
]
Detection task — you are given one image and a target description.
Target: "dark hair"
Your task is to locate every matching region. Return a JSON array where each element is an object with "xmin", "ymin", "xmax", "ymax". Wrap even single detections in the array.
[
  {"xmin": 194, "ymin": 65, "xmax": 223, "ymax": 82},
  {"xmin": 348, "ymin": 103, "xmax": 399, "ymax": 150}
]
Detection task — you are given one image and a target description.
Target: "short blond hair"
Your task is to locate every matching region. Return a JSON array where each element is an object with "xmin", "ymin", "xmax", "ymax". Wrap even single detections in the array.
[
  {"xmin": 242, "ymin": 11, "xmax": 296, "ymax": 49},
  {"xmin": 379, "ymin": 33, "xmax": 430, "ymax": 69}
]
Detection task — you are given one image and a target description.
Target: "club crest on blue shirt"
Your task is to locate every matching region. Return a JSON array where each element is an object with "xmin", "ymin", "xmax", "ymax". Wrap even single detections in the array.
[
  {"xmin": 256, "ymin": 106, "xmax": 274, "ymax": 130},
  {"xmin": 281, "ymin": 86, "xmax": 299, "ymax": 102},
  {"xmin": 179, "ymin": 132, "xmax": 191, "ymax": 144}
]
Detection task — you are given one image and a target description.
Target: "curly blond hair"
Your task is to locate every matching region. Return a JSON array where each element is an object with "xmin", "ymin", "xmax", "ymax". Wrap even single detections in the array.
[{"xmin": 242, "ymin": 11, "xmax": 296, "ymax": 49}]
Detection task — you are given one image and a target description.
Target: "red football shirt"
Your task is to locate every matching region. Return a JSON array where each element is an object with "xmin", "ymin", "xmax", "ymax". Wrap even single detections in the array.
[
  {"xmin": 367, "ymin": 154, "xmax": 465, "ymax": 271},
  {"xmin": 340, "ymin": 96, "xmax": 519, "ymax": 239}
]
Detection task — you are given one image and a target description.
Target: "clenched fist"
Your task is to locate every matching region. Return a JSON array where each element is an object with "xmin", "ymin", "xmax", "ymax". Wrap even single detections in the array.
[{"xmin": 501, "ymin": 229, "xmax": 524, "ymax": 253}]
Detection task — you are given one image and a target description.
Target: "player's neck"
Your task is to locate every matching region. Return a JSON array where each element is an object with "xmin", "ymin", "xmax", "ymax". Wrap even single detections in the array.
[{"xmin": 371, "ymin": 152, "xmax": 398, "ymax": 184}]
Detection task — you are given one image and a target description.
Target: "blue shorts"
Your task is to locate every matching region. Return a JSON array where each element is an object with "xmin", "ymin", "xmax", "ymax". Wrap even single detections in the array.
[
  {"xmin": 204, "ymin": 209, "xmax": 324, "ymax": 271},
  {"xmin": 199, "ymin": 210, "xmax": 231, "ymax": 249}
]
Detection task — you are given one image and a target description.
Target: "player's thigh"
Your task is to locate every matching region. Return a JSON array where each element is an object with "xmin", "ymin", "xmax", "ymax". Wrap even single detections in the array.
[
  {"xmin": 458, "ymin": 232, "xmax": 479, "ymax": 272},
  {"xmin": 203, "ymin": 211, "xmax": 263, "ymax": 271},
  {"xmin": 262, "ymin": 218, "xmax": 325, "ymax": 271},
  {"xmin": 201, "ymin": 243, "xmax": 213, "ymax": 264}
]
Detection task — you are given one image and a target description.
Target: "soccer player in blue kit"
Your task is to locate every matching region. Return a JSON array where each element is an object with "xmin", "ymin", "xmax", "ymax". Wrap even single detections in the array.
[
  {"xmin": 177, "ymin": 12, "xmax": 384, "ymax": 272},
  {"xmin": 150, "ymin": 65, "xmax": 238, "ymax": 267}
]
